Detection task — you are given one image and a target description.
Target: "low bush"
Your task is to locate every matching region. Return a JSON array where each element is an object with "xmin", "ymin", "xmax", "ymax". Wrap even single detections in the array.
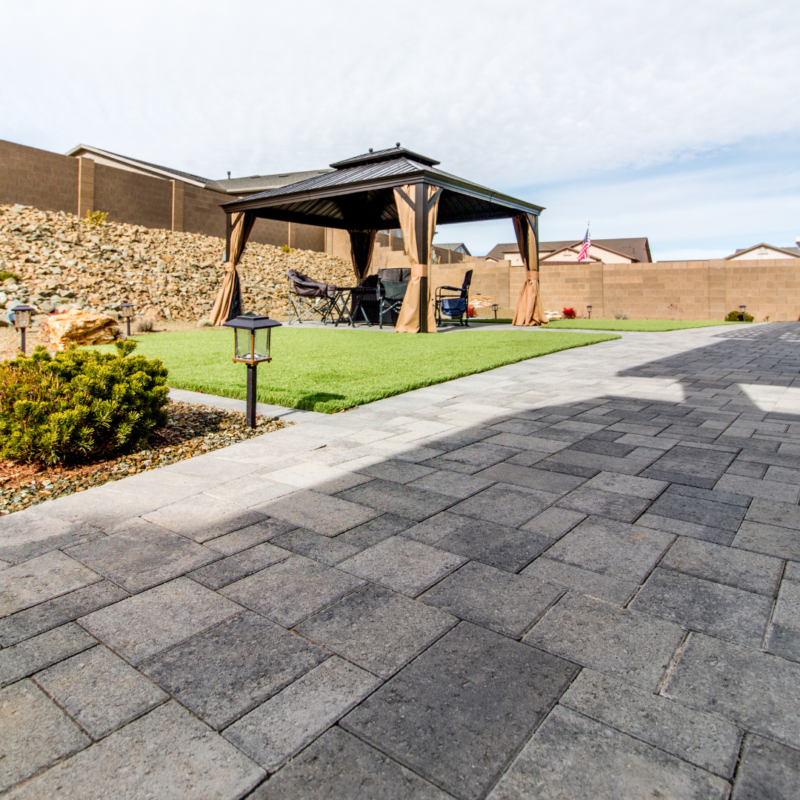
[
  {"xmin": 0, "ymin": 341, "xmax": 169, "ymax": 465},
  {"xmin": 0, "ymin": 271, "xmax": 19, "ymax": 283},
  {"xmin": 725, "ymin": 309, "xmax": 754, "ymax": 322},
  {"xmin": 83, "ymin": 209, "xmax": 108, "ymax": 226},
  {"xmin": 562, "ymin": 307, "xmax": 576, "ymax": 319},
  {"xmin": 280, "ymin": 244, "xmax": 294, "ymax": 254},
  {"xmin": 614, "ymin": 311, "xmax": 629, "ymax": 320}
]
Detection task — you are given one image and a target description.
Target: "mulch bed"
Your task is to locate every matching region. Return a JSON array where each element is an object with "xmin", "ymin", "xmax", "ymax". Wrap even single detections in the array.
[{"xmin": 0, "ymin": 401, "xmax": 289, "ymax": 516}]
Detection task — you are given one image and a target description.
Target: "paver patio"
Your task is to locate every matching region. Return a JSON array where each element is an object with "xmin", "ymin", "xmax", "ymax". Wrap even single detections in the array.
[{"xmin": 1, "ymin": 322, "xmax": 800, "ymax": 798}]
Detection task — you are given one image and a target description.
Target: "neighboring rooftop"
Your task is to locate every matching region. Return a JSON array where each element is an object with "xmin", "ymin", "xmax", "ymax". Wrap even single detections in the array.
[
  {"xmin": 485, "ymin": 238, "xmax": 652, "ymax": 264},
  {"xmin": 728, "ymin": 243, "xmax": 800, "ymax": 260},
  {"xmin": 435, "ymin": 243, "xmax": 472, "ymax": 256},
  {"xmin": 65, "ymin": 144, "xmax": 331, "ymax": 194}
]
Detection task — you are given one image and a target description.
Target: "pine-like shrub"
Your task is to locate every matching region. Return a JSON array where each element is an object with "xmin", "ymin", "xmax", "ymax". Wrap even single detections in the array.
[
  {"xmin": 0, "ymin": 342, "xmax": 169, "ymax": 465},
  {"xmin": 725, "ymin": 309, "xmax": 754, "ymax": 322}
]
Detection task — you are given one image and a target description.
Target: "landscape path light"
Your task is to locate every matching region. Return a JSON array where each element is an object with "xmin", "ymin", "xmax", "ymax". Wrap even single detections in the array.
[
  {"xmin": 223, "ymin": 314, "xmax": 282, "ymax": 428},
  {"xmin": 587, "ymin": 304, "xmax": 592, "ymax": 319},
  {"xmin": 120, "ymin": 302, "xmax": 135, "ymax": 336},
  {"xmin": 739, "ymin": 304, "xmax": 746, "ymax": 322},
  {"xmin": 12, "ymin": 305, "xmax": 36, "ymax": 354},
  {"xmin": 492, "ymin": 303, "xmax": 499, "ymax": 319}
]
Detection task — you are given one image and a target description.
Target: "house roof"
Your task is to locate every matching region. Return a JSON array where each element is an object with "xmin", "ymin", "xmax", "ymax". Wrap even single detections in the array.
[
  {"xmin": 65, "ymin": 144, "xmax": 331, "ymax": 195},
  {"xmin": 728, "ymin": 243, "xmax": 800, "ymax": 260},
  {"xmin": 435, "ymin": 243, "xmax": 472, "ymax": 255},
  {"xmin": 223, "ymin": 148, "xmax": 544, "ymax": 231},
  {"xmin": 485, "ymin": 237, "xmax": 652, "ymax": 263}
]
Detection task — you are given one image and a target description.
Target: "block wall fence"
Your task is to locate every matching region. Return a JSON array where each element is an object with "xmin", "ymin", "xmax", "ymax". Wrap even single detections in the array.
[{"xmin": 0, "ymin": 139, "xmax": 324, "ymax": 251}]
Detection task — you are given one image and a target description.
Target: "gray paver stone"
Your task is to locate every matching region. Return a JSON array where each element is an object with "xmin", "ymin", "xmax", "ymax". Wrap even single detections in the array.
[
  {"xmin": 733, "ymin": 521, "xmax": 800, "ymax": 561},
  {"xmin": 189, "ymin": 542, "xmax": 290, "ymax": 590},
  {"xmin": 544, "ymin": 516, "xmax": 673, "ymax": 583},
  {"xmin": 745, "ymin": 499, "xmax": 800, "ymax": 531},
  {"xmin": 0, "ymin": 680, "xmax": 89, "ymax": 793},
  {"xmin": 638, "ymin": 512, "xmax": 736, "ymax": 546},
  {"xmin": 205, "ymin": 517, "xmax": 297, "ymax": 555},
  {"xmin": 337, "ymin": 479, "xmax": 456, "ymax": 522},
  {"xmin": 408, "ymin": 468, "xmax": 496, "ymax": 499},
  {"xmin": 250, "ymin": 726, "xmax": 450, "ymax": 800},
  {"xmin": 296, "ymin": 583, "xmax": 456, "ymax": 678},
  {"xmin": 561, "ymin": 669, "xmax": 742, "ymax": 776},
  {"xmin": 342, "ymin": 621, "xmax": 577, "ymax": 800},
  {"xmin": 583, "ymin": 471, "xmax": 668, "ymax": 499},
  {"xmin": 420, "ymin": 560, "xmax": 563, "ymax": 638},
  {"xmin": 142, "ymin": 494, "xmax": 266, "ymax": 543},
  {"xmin": 477, "ymin": 463, "xmax": 585, "ymax": 495},
  {"xmin": 767, "ymin": 578, "xmax": 800, "ymax": 662},
  {"xmin": 338, "ymin": 536, "xmax": 466, "ymax": 597},
  {"xmin": 34, "ymin": 645, "xmax": 167, "ymax": 739},
  {"xmin": 0, "ymin": 511, "xmax": 102, "ymax": 565},
  {"xmin": 521, "ymin": 506, "xmax": 586, "ymax": 539},
  {"xmin": 732, "ymin": 734, "xmax": 800, "ymax": 800},
  {"xmin": 449, "ymin": 483, "xmax": 559, "ymax": 528},
  {"xmin": 221, "ymin": 555, "xmax": 365, "ymax": 628},
  {"xmin": 632, "ymin": 568, "xmax": 773, "ymax": 647},
  {"xmin": 665, "ymin": 633, "xmax": 800, "ymax": 749},
  {"xmin": 0, "ymin": 551, "xmax": 100, "ymax": 618},
  {"xmin": 0, "ymin": 580, "xmax": 128, "ymax": 648},
  {"xmin": 224, "ymin": 656, "xmax": 381, "ymax": 771},
  {"xmin": 5, "ymin": 701, "xmax": 264, "ymax": 800},
  {"xmin": 660, "ymin": 537, "xmax": 783, "ymax": 596},
  {"xmin": 79, "ymin": 577, "xmax": 241, "ymax": 665},
  {"xmin": 525, "ymin": 592, "xmax": 686, "ymax": 691},
  {"xmin": 0, "ymin": 623, "xmax": 96, "ymax": 687},
  {"xmin": 648, "ymin": 492, "xmax": 747, "ymax": 531},
  {"xmin": 262, "ymin": 489, "xmax": 381, "ymax": 535},
  {"xmin": 140, "ymin": 612, "xmax": 326, "ymax": 729},
  {"xmin": 556, "ymin": 486, "xmax": 651, "ymax": 522},
  {"xmin": 487, "ymin": 706, "xmax": 730, "ymax": 800},
  {"xmin": 66, "ymin": 520, "xmax": 219, "ymax": 593},
  {"xmin": 521, "ymin": 557, "xmax": 640, "ymax": 605}
]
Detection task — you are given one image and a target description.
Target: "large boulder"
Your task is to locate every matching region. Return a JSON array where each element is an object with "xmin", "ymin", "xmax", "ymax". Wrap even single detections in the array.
[{"xmin": 41, "ymin": 309, "xmax": 121, "ymax": 351}]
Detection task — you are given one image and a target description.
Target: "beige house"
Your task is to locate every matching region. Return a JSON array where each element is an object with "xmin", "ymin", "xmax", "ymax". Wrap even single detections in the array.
[
  {"xmin": 726, "ymin": 243, "xmax": 800, "ymax": 261},
  {"xmin": 485, "ymin": 238, "xmax": 652, "ymax": 265}
]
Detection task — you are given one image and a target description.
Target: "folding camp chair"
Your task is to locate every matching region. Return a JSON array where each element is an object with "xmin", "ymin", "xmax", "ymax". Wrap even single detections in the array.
[
  {"xmin": 435, "ymin": 269, "xmax": 473, "ymax": 326},
  {"xmin": 286, "ymin": 270, "xmax": 339, "ymax": 324},
  {"xmin": 378, "ymin": 277, "xmax": 409, "ymax": 328}
]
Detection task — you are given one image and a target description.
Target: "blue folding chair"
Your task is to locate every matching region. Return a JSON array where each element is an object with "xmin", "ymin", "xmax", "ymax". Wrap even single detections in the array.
[{"xmin": 435, "ymin": 270, "xmax": 473, "ymax": 327}]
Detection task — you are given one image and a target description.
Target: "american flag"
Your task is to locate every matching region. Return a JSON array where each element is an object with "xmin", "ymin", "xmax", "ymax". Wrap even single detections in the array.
[{"xmin": 577, "ymin": 227, "xmax": 591, "ymax": 262}]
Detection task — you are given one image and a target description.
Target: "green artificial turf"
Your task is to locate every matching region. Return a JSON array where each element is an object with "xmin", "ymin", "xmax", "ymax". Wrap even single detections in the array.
[
  {"xmin": 547, "ymin": 319, "xmax": 743, "ymax": 332},
  {"xmin": 106, "ymin": 327, "xmax": 619, "ymax": 413}
]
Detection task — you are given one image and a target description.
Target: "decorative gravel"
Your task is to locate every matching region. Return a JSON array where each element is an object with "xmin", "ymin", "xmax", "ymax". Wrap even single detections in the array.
[{"xmin": 0, "ymin": 401, "xmax": 288, "ymax": 515}]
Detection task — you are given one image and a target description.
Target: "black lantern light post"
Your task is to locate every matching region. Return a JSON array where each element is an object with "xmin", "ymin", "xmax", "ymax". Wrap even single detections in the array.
[
  {"xmin": 224, "ymin": 314, "xmax": 282, "ymax": 428},
  {"xmin": 587, "ymin": 304, "xmax": 593, "ymax": 319},
  {"xmin": 120, "ymin": 302, "xmax": 135, "ymax": 336},
  {"xmin": 12, "ymin": 305, "xmax": 36, "ymax": 354},
  {"xmin": 739, "ymin": 304, "xmax": 746, "ymax": 322},
  {"xmin": 491, "ymin": 303, "xmax": 499, "ymax": 320}
]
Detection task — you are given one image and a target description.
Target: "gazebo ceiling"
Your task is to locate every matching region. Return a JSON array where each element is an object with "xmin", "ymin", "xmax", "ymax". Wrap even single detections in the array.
[{"xmin": 222, "ymin": 146, "xmax": 543, "ymax": 230}]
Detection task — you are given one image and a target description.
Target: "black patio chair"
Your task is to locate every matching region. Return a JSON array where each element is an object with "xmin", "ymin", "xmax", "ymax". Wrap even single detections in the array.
[
  {"xmin": 435, "ymin": 269, "xmax": 473, "ymax": 327},
  {"xmin": 378, "ymin": 277, "xmax": 409, "ymax": 328},
  {"xmin": 350, "ymin": 275, "xmax": 380, "ymax": 326},
  {"xmin": 287, "ymin": 270, "xmax": 338, "ymax": 324}
]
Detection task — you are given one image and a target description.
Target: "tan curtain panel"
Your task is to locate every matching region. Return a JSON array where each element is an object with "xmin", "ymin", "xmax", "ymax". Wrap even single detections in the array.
[
  {"xmin": 347, "ymin": 229, "xmax": 377, "ymax": 282},
  {"xmin": 512, "ymin": 212, "xmax": 547, "ymax": 327},
  {"xmin": 394, "ymin": 184, "xmax": 440, "ymax": 333},
  {"xmin": 210, "ymin": 211, "xmax": 257, "ymax": 326}
]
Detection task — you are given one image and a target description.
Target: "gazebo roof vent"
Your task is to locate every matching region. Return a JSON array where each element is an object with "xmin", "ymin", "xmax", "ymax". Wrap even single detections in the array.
[{"xmin": 330, "ymin": 146, "xmax": 440, "ymax": 170}]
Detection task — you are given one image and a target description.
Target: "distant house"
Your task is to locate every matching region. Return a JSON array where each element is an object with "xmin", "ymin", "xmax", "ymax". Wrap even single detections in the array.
[
  {"xmin": 485, "ymin": 238, "xmax": 652, "ymax": 265},
  {"xmin": 726, "ymin": 243, "xmax": 800, "ymax": 261},
  {"xmin": 435, "ymin": 242, "xmax": 472, "ymax": 256},
  {"xmin": 65, "ymin": 144, "xmax": 331, "ymax": 197}
]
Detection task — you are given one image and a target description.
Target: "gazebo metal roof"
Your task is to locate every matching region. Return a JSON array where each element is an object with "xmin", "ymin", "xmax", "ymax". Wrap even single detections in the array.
[{"xmin": 222, "ymin": 146, "xmax": 544, "ymax": 231}]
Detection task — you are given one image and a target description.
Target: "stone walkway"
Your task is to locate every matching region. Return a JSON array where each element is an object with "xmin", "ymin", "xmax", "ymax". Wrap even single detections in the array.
[{"xmin": 1, "ymin": 323, "xmax": 800, "ymax": 799}]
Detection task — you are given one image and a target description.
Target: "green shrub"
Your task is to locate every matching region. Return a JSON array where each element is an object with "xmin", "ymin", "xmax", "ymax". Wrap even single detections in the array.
[
  {"xmin": 84, "ymin": 209, "xmax": 108, "ymax": 226},
  {"xmin": 0, "ymin": 271, "xmax": 19, "ymax": 283},
  {"xmin": 0, "ymin": 341, "xmax": 169, "ymax": 465},
  {"xmin": 725, "ymin": 309, "xmax": 754, "ymax": 322},
  {"xmin": 280, "ymin": 244, "xmax": 293, "ymax": 254}
]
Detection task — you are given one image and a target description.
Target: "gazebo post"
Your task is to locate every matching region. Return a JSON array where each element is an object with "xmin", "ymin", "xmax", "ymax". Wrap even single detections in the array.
[{"xmin": 415, "ymin": 181, "xmax": 430, "ymax": 333}]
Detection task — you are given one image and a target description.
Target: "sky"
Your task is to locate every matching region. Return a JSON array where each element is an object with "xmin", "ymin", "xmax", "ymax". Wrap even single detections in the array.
[{"xmin": 2, "ymin": 0, "xmax": 799, "ymax": 259}]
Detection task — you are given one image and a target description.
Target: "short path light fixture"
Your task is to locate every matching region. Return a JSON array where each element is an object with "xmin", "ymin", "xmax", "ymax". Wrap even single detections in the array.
[
  {"xmin": 12, "ymin": 305, "xmax": 36, "ymax": 354},
  {"xmin": 224, "ymin": 314, "xmax": 282, "ymax": 428},
  {"xmin": 120, "ymin": 302, "xmax": 135, "ymax": 336},
  {"xmin": 739, "ymin": 304, "xmax": 746, "ymax": 322},
  {"xmin": 491, "ymin": 303, "xmax": 499, "ymax": 319},
  {"xmin": 587, "ymin": 304, "xmax": 593, "ymax": 319}
]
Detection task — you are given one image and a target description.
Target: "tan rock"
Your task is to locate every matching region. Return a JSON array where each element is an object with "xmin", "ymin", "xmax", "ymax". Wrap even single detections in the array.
[{"xmin": 41, "ymin": 309, "xmax": 121, "ymax": 350}]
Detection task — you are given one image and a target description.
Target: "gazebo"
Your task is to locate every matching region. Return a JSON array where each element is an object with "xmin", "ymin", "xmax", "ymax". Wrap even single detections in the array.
[{"xmin": 210, "ymin": 146, "xmax": 547, "ymax": 331}]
